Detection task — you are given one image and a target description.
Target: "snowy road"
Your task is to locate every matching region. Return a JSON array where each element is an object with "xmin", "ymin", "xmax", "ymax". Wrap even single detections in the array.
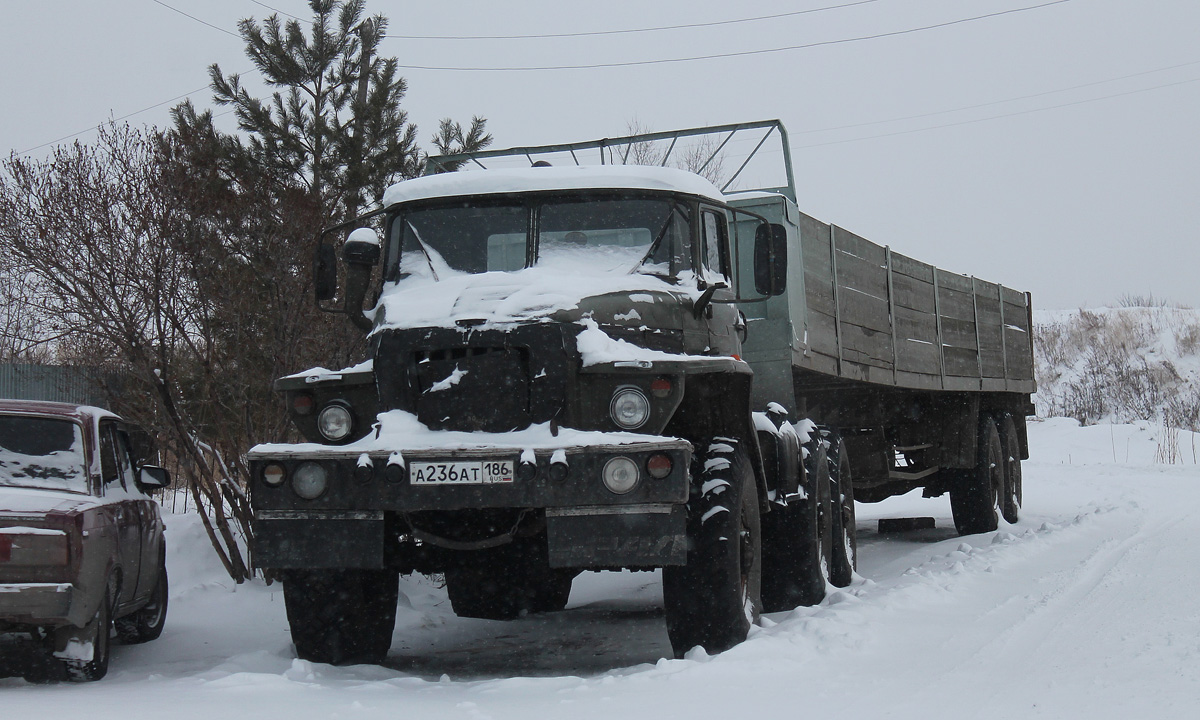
[{"xmin": 4, "ymin": 418, "xmax": 1199, "ymax": 719}]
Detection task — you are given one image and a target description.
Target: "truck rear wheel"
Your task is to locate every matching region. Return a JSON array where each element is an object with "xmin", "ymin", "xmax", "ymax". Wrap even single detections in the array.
[
  {"xmin": 827, "ymin": 434, "xmax": 857, "ymax": 588},
  {"xmin": 760, "ymin": 434, "xmax": 828, "ymax": 611},
  {"xmin": 282, "ymin": 568, "xmax": 398, "ymax": 665},
  {"xmin": 950, "ymin": 417, "xmax": 1003, "ymax": 535},
  {"xmin": 444, "ymin": 539, "xmax": 574, "ymax": 620},
  {"xmin": 663, "ymin": 438, "xmax": 761, "ymax": 658},
  {"xmin": 998, "ymin": 413, "xmax": 1022, "ymax": 524}
]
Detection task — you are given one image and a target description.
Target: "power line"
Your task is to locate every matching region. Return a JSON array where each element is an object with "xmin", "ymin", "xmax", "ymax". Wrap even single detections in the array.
[
  {"xmin": 392, "ymin": 0, "xmax": 1075, "ymax": 71},
  {"xmin": 248, "ymin": 0, "xmax": 306, "ymax": 23},
  {"xmin": 791, "ymin": 75, "xmax": 1200, "ymax": 150},
  {"xmin": 794, "ymin": 59, "xmax": 1200, "ymax": 136},
  {"xmin": 17, "ymin": 84, "xmax": 212, "ymax": 155},
  {"xmin": 151, "ymin": 0, "xmax": 241, "ymax": 40},
  {"xmin": 384, "ymin": 0, "xmax": 883, "ymax": 41}
]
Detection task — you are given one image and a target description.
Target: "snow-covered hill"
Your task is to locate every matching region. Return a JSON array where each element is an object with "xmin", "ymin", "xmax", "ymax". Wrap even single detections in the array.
[
  {"xmin": 4, "ymin": 418, "xmax": 1197, "ymax": 719},
  {"xmin": 1034, "ymin": 304, "xmax": 1200, "ymax": 433}
]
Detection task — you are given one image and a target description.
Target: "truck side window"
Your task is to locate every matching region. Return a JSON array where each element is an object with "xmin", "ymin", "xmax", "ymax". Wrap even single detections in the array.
[{"xmin": 701, "ymin": 210, "xmax": 730, "ymax": 283}]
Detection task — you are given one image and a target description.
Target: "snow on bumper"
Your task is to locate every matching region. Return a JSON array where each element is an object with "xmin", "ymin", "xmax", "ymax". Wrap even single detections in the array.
[
  {"xmin": 247, "ymin": 419, "xmax": 694, "ymax": 569},
  {"xmin": 0, "ymin": 582, "xmax": 75, "ymax": 627}
]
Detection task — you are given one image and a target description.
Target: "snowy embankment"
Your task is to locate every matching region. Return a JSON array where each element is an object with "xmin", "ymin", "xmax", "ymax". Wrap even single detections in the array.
[{"xmin": 4, "ymin": 419, "xmax": 1199, "ymax": 719}]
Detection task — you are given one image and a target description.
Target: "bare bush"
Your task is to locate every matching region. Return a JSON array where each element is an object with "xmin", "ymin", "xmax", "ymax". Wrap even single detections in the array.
[{"xmin": 1035, "ymin": 306, "xmax": 1200, "ymax": 440}]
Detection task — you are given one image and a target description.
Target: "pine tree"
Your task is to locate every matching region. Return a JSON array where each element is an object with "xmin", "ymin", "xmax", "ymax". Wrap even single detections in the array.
[{"xmin": 173, "ymin": 0, "xmax": 490, "ymax": 222}]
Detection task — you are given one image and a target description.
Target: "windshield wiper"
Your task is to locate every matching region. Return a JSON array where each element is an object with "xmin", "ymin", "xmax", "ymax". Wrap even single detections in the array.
[
  {"xmin": 630, "ymin": 204, "xmax": 679, "ymax": 275},
  {"xmin": 405, "ymin": 220, "xmax": 441, "ymax": 282}
]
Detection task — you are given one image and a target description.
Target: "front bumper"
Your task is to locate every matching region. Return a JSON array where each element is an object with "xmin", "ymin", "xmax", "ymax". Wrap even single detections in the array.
[{"xmin": 248, "ymin": 438, "xmax": 692, "ymax": 570}]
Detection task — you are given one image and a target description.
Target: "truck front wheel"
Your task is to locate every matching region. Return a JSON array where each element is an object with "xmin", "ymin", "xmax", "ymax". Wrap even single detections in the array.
[
  {"xmin": 282, "ymin": 568, "xmax": 399, "ymax": 665},
  {"xmin": 663, "ymin": 438, "xmax": 761, "ymax": 658}
]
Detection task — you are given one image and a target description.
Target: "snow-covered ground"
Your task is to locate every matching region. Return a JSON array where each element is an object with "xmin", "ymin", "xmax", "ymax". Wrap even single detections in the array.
[{"xmin": 4, "ymin": 418, "xmax": 1199, "ymax": 718}]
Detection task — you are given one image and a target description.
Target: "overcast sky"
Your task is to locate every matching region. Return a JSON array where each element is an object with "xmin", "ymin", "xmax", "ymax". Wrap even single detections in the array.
[{"xmin": 3, "ymin": 0, "xmax": 1197, "ymax": 310}]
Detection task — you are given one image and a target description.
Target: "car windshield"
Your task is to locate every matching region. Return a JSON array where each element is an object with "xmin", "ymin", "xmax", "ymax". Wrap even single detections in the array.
[
  {"xmin": 0, "ymin": 415, "xmax": 89, "ymax": 494},
  {"xmin": 392, "ymin": 196, "xmax": 692, "ymax": 280}
]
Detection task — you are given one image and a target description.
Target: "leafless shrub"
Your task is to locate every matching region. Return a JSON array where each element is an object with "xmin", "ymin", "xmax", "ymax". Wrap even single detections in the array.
[{"xmin": 1035, "ymin": 305, "xmax": 1200, "ymax": 436}]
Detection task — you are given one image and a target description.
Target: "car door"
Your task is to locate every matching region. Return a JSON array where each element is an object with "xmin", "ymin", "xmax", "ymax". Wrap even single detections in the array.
[
  {"xmin": 116, "ymin": 424, "xmax": 162, "ymax": 598},
  {"xmin": 98, "ymin": 420, "xmax": 142, "ymax": 608}
]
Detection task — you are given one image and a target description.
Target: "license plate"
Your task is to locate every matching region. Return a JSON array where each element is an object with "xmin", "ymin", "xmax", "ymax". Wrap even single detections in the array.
[{"xmin": 409, "ymin": 460, "xmax": 514, "ymax": 485}]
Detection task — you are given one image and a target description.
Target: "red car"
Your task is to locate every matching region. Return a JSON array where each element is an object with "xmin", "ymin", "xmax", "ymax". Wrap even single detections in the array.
[{"xmin": 0, "ymin": 400, "xmax": 169, "ymax": 681}]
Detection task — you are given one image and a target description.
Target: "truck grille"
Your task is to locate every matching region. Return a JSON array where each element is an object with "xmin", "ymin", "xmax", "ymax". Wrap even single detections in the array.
[{"xmin": 414, "ymin": 345, "xmax": 532, "ymax": 432}]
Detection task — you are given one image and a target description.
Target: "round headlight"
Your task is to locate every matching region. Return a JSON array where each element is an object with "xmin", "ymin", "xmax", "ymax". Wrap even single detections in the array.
[
  {"xmin": 262, "ymin": 463, "xmax": 286, "ymax": 487},
  {"xmin": 602, "ymin": 456, "xmax": 640, "ymax": 494},
  {"xmin": 317, "ymin": 403, "xmax": 353, "ymax": 441},
  {"xmin": 292, "ymin": 462, "xmax": 329, "ymax": 500},
  {"xmin": 609, "ymin": 387, "xmax": 650, "ymax": 430}
]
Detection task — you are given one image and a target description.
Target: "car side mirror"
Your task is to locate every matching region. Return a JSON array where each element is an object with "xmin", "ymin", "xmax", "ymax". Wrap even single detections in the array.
[
  {"xmin": 138, "ymin": 465, "xmax": 171, "ymax": 490},
  {"xmin": 314, "ymin": 242, "xmax": 338, "ymax": 301},
  {"xmin": 754, "ymin": 223, "xmax": 787, "ymax": 296}
]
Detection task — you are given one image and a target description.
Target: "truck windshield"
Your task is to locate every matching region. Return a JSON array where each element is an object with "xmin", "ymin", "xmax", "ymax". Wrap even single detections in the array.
[
  {"xmin": 0, "ymin": 415, "xmax": 89, "ymax": 494},
  {"xmin": 394, "ymin": 196, "xmax": 691, "ymax": 280}
]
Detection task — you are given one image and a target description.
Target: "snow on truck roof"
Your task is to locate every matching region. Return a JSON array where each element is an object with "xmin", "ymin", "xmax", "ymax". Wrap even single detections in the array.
[{"xmin": 382, "ymin": 165, "xmax": 726, "ymax": 207}]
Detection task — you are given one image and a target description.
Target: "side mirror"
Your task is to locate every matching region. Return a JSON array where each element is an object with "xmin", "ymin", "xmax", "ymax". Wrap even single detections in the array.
[
  {"xmin": 138, "ymin": 465, "xmax": 171, "ymax": 490},
  {"xmin": 754, "ymin": 223, "xmax": 788, "ymax": 297},
  {"xmin": 314, "ymin": 242, "xmax": 338, "ymax": 301},
  {"xmin": 343, "ymin": 227, "xmax": 381, "ymax": 266}
]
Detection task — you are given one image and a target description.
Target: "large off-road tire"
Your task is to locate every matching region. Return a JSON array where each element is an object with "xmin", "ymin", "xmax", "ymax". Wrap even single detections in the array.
[
  {"xmin": 662, "ymin": 437, "xmax": 762, "ymax": 658},
  {"xmin": 444, "ymin": 538, "xmax": 575, "ymax": 620},
  {"xmin": 58, "ymin": 579, "xmax": 114, "ymax": 682},
  {"xmin": 950, "ymin": 417, "xmax": 1003, "ymax": 535},
  {"xmin": 998, "ymin": 413, "xmax": 1023, "ymax": 524},
  {"xmin": 827, "ymin": 433, "xmax": 857, "ymax": 588},
  {"xmin": 760, "ymin": 432, "xmax": 829, "ymax": 612},
  {"xmin": 282, "ymin": 568, "xmax": 399, "ymax": 665},
  {"xmin": 115, "ymin": 560, "xmax": 168, "ymax": 644}
]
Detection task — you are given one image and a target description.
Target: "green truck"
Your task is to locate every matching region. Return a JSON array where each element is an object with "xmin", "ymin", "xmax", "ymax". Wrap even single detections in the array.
[{"xmin": 247, "ymin": 120, "xmax": 1035, "ymax": 664}]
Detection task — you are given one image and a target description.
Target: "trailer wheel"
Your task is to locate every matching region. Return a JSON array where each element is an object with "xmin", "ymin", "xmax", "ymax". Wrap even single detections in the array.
[
  {"xmin": 444, "ymin": 539, "xmax": 574, "ymax": 619},
  {"xmin": 663, "ymin": 438, "xmax": 761, "ymax": 657},
  {"xmin": 760, "ymin": 432, "xmax": 829, "ymax": 611},
  {"xmin": 827, "ymin": 433, "xmax": 857, "ymax": 588},
  {"xmin": 998, "ymin": 414, "xmax": 1022, "ymax": 524},
  {"xmin": 950, "ymin": 417, "xmax": 1003, "ymax": 535},
  {"xmin": 283, "ymin": 568, "xmax": 398, "ymax": 665}
]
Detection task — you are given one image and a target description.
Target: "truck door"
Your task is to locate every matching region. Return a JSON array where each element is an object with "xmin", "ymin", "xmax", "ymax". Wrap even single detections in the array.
[{"xmin": 700, "ymin": 207, "xmax": 741, "ymax": 357}]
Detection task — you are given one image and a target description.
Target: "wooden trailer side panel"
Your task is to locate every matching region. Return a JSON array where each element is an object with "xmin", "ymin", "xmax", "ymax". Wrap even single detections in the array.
[{"xmin": 789, "ymin": 207, "xmax": 1035, "ymax": 395}]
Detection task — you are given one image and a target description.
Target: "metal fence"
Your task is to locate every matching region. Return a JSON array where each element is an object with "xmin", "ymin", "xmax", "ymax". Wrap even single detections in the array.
[{"xmin": 0, "ymin": 363, "xmax": 106, "ymax": 406}]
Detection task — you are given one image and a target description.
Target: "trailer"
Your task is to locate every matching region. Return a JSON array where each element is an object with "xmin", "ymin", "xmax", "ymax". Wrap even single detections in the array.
[{"xmin": 247, "ymin": 120, "xmax": 1034, "ymax": 664}]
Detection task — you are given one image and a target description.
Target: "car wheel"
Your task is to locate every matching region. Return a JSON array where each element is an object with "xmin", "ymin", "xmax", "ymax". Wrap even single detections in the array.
[
  {"xmin": 59, "ymin": 580, "xmax": 114, "ymax": 681},
  {"xmin": 115, "ymin": 561, "xmax": 168, "ymax": 644}
]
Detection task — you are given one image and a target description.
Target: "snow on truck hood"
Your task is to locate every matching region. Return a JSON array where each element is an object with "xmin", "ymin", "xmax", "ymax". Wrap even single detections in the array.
[
  {"xmin": 371, "ymin": 265, "xmax": 696, "ymax": 332},
  {"xmin": 381, "ymin": 165, "xmax": 726, "ymax": 207}
]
